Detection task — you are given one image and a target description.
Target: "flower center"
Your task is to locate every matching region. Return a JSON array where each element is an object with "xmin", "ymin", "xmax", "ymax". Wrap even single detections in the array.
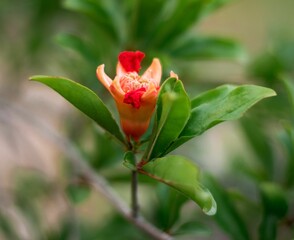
[
  {"xmin": 120, "ymin": 73, "xmax": 149, "ymax": 109},
  {"xmin": 120, "ymin": 73, "xmax": 149, "ymax": 93}
]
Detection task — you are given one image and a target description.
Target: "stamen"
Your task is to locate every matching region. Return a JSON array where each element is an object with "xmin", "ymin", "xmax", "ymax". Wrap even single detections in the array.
[{"xmin": 120, "ymin": 73, "xmax": 149, "ymax": 93}]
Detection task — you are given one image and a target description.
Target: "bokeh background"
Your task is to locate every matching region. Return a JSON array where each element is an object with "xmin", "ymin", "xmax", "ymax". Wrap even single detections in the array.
[{"xmin": 0, "ymin": 0, "xmax": 294, "ymax": 239}]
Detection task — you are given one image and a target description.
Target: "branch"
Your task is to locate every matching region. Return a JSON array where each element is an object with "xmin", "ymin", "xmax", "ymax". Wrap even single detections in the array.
[{"xmin": 1, "ymin": 99, "xmax": 172, "ymax": 240}]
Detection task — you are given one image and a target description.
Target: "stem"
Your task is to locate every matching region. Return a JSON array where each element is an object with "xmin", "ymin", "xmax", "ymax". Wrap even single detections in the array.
[{"xmin": 131, "ymin": 169, "xmax": 139, "ymax": 218}]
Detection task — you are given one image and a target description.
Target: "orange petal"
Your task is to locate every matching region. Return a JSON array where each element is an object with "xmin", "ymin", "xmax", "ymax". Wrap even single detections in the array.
[
  {"xmin": 141, "ymin": 58, "xmax": 162, "ymax": 87},
  {"xmin": 109, "ymin": 77, "xmax": 125, "ymax": 102},
  {"xmin": 116, "ymin": 62, "xmax": 128, "ymax": 77},
  {"xmin": 96, "ymin": 64, "xmax": 113, "ymax": 90},
  {"xmin": 142, "ymin": 83, "xmax": 158, "ymax": 103}
]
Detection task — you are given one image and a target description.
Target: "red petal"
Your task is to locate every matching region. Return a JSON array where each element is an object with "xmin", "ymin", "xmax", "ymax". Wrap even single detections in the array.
[
  {"xmin": 123, "ymin": 87, "xmax": 146, "ymax": 109},
  {"xmin": 118, "ymin": 51, "xmax": 145, "ymax": 73}
]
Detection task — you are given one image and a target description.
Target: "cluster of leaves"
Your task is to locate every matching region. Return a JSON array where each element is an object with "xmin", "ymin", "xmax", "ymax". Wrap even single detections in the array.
[
  {"xmin": 25, "ymin": 2, "xmax": 280, "ymax": 239},
  {"xmin": 30, "ymin": 73, "xmax": 275, "ymax": 234}
]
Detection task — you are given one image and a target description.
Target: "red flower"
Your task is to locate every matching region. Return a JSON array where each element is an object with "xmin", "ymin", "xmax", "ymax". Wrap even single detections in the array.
[{"xmin": 96, "ymin": 51, "xmax": 162, "ymax": 141}]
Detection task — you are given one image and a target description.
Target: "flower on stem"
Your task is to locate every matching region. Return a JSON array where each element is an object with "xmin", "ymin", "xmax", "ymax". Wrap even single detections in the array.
[{"xmin": 96, "ymin": 51, "xmax": 162, "ymax": 142}]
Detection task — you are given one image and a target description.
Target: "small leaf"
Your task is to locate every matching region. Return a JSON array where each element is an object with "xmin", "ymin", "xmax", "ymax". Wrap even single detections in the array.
[
  {"xmin": 140, "ymin": 155, "xmax": 216, "ymax": 215},
  {"xmin": 145, "ymin": 78, "xmax": 190, "ymax": 160},
  {"xmin": 123, "ymin": 151, "xmax": 136, "ymax": 171},
  {"xmin": 30, "ymin": 75, "xmax": 125, "ymax": 145},
  {"xmin": 166, "ymin": 84, "xmax": 276, "ymax": 153}
]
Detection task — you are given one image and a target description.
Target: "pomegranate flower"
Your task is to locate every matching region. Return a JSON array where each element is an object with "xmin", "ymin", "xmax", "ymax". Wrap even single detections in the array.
[{"xmin": 96, "ymin": 51, "xmax": 162, "ymax": 142}]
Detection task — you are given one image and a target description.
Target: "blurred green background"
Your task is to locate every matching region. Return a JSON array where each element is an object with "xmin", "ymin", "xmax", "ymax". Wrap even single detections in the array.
[{"xmin": 0, "ymin": 0, "xmax": 294, "ymax": 239}]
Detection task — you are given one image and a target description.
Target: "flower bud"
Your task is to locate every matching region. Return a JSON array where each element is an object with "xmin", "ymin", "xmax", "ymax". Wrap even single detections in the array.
[{"xmin": 96, "ymin": 51, "xmax": 162, "ymax": 141}]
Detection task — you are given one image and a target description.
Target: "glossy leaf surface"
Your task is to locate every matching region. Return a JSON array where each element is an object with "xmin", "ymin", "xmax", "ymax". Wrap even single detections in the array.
[
  {"xmin": 166, "ymin": 84, "xmax": 276, "ymax": 154},
  {"xmin": 30, "ymin": 75, "xmax": 125, "ymax": 144},
  {"xmin": 140, "ymin": 155, "xmax": 216, "ymax": 215},
  {"xmin": 146, "ymin": 78, "xmax": 190, "ymax": 160}
]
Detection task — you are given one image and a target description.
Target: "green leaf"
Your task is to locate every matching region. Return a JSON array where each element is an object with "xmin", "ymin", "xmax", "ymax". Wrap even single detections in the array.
[
  {"xmin": 140, "ymin": 155, "xmax": 216, "ymax": 215},
  {"xmin": 240, "ymin": 117, "xmax": 274, "ymax": 180},
  {"xmin": 281, "ymin": 76, "xmax": 294, "ymax": 116},
  {"xmin": 148, "ymin": 0, "xmax": 232, "ymax": 48},
  {"xmin": 280, "ymin": 125, "xmax": 294, "ymax": 187},
  {"xmin": 30, "ymin": 75, "xmax": 125, "ymax": 145},
  {"xmin": 154, "ymin": 184, "xmax": 188, "ymax": 230},
  {"xmin": 173, "ymin": 221, "xmax": 211, "ymax": 237},
  {"xmin": 258, "ymin": 182, "xmax": 288, "ymax": 240},
  {"xmin": 259, "ymin": 182, "xmax": 288, "ymax": 218},
  {"xmin": 63, "ymin": 0, "xmax": 120, "ymax": 42},
  {"xmin": 258, "ymin": 214, "xmax": 277, "ymax": 240},
  {"xmin": 202, "ymin": 173, "xmax": 250, "ymax": 240},
  {"xmin": 201, "ymin": 0, "xmax": 234, "ymax": 16},
  {"xmin": 169, "ymin": 36, "xmax": 246, "ymax": 61},
  {"xmin": 123, "ymin": 151, "xmax": 136, "ymax": 171},
  {"xmin": 145, "ymin": 78, "xmax": 191, "ymax": 160},
  {"xmin": 166, "ymin": 84, "xmax": 276, "ymax": 153},
  {"xmin": 55, "ymin": 33, "xmax": 98, "ymax": 63}
]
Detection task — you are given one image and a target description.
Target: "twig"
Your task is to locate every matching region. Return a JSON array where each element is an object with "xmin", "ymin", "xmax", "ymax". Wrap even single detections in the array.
[
  {"xmin": 1, "ymin": 99, "xmax": 172, "ymax": 240},
  {"xmin": 131, "ymin": 169, "xmax": 139, "ymax": 218}
]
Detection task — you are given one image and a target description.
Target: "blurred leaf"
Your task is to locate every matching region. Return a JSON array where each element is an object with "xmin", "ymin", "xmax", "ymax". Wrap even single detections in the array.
[
  {"xmin": 280, "ymin": 125, "xmax": 294, "ymax": 187},
  {"xmin": 258, "ymin": 214, "xmax": 277, "ymax": 240},
  {"xmin": 169, "ymin": 36, "xmax": 246, "ymax": 60},
  {"xmin": 140, "ymin": 155, "xmax": 217, "ymax": 215},
  {"xmin": 63, "ymin": 0, "xmax": 120, "ymax": 43},
  {"xmin": 202, "ymin": 0, "xmax": 234, "ymax": 15},
  {"xmin": 146, "ymin": 77, "xmax": 190, "ymax": 160},
  {"xmin": 30, "ymin": 75, "xmax": 126, "ymax": 145},
  {"xmin": 258, "ymin": 182, "xmax": 288, "ymax": 240},
  {"xmin": 130, "ymin": 0, "xmax": 166, "ymax": 44},
  {"xmin": 153, "ymin": 184, "xmax": 188, "ymax": 230},
  {"xmin": 240, "ymin": 117, "xmax": 274, "ymax": 181},
  {"xmin": 249, "ymin": 39, "xmax": 294, "ymax": 84},
  {"xmin": 203, "ymin": 173, "xmax": 250, "ymax": 240},
  {"xmin": 66, "ymin": 183, "xmax": 91, "ymax": 204},
  {"xmin": 55, "ymin": 33, "xmax": 98, "ymax": 63},
  {"xmin": 281, "ymin": 76, "xmax": 294, "ymax": 117},
  {"xmin": 173, "ymin": 220, "xmax": 212, "ymax": 237},
  {"xmin": 148, "ymin": 0, "xmax": 232, "ymax": 48},
  {"xmin": 259, "ymin": 182, "xmax": 288, "ymax": 218},
  {"xmin": 249, "ymin": 53, "xmax": 283, "ymax": 83},
  {"xmin": 166, "ymin": 84, "xmax": 276, "ymax": 153}
]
